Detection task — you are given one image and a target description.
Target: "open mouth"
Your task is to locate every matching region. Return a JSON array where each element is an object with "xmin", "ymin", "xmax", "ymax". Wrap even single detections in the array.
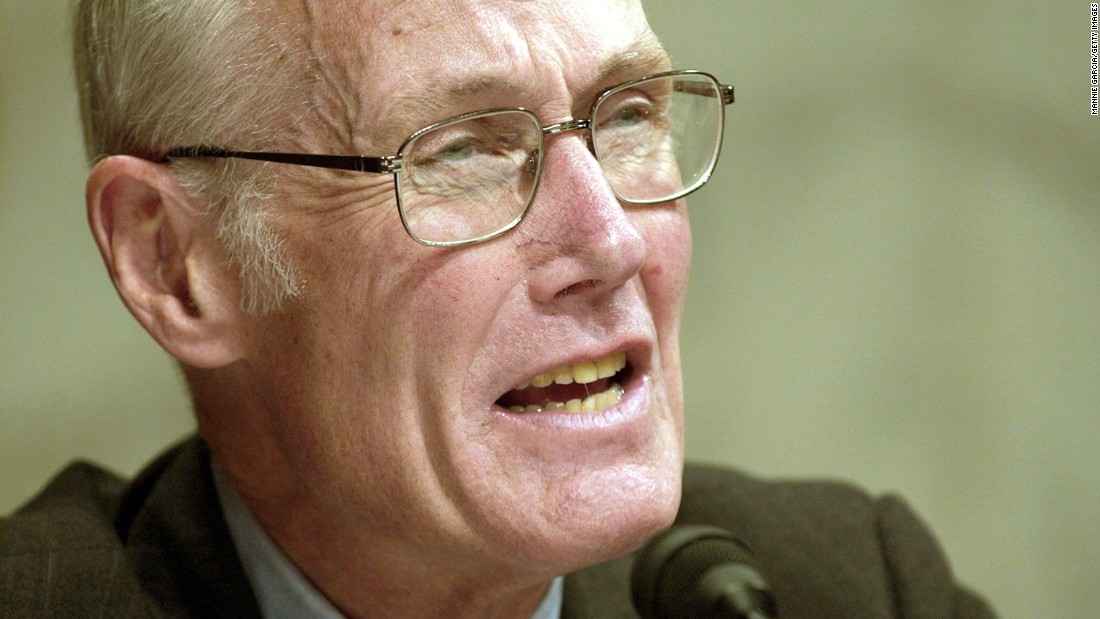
[{"xmin": 497, "ymin": 351, "xmax": 630, "ymax": 414}]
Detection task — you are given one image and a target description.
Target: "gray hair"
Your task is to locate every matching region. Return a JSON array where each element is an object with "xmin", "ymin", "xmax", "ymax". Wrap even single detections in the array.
[{"xmin": 72, "ymin": 0, "xmax": 310, "ymax": 313}]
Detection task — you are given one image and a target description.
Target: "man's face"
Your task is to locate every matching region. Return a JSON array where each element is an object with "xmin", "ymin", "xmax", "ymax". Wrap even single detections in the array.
[{"xmin": 235, "ymin": 0, "xmax": 690, "ymax": 575}]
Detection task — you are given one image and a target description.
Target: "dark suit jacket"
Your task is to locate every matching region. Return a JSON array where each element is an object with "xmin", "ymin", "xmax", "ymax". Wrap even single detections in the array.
[{"xmin": 1, "ymin": 437, "xmax": 995, "ymax": 618}]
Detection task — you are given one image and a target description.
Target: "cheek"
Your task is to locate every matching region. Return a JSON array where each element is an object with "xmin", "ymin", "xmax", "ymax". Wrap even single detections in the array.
[
  {"xmin": 391, "ymin": 247, "xmax": 522, "ymax": 420},
  {"xmin": 640, "ymin": 205, "xmax": 692, "ymax": 329}
]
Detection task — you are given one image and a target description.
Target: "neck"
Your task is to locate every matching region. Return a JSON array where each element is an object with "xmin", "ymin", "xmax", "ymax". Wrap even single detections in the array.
[
  {"xmin": 271, "ymin": 506, "xmax": 555, "ymax": 619},
  {"xmin": 211, "ymin": 453, "xmax": 557, "ymax": 619}
]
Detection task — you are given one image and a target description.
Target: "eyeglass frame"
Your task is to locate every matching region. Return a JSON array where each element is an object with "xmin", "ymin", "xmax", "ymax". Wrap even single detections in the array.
[{"xmin": 162, "ymin": 69, "xmax": 735, "ymax": 247}]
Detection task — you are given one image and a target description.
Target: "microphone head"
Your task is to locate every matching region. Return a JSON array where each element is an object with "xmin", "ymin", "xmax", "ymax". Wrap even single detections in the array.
[{"xmin": 631, "ymin": 525, "xmax": 776, "ymax": 619}]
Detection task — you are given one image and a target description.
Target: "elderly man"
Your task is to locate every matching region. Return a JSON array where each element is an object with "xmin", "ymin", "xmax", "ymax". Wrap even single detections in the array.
[{"xmin": 2, "ymin": 1, "xmax": 995, "ymax": 617}]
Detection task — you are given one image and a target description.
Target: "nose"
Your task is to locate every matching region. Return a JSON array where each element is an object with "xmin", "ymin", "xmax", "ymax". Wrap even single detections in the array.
[{"xmin": 516, "ymin": 131, "xmax": 647, "ymax": 305}]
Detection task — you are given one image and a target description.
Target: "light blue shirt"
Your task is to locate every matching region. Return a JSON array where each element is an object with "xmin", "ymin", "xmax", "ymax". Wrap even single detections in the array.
[{"xmin": 213, "ymin": 466, "xmax": 563, "ymax": 619}]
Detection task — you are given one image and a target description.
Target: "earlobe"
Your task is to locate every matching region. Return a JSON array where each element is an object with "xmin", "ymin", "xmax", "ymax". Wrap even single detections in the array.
[{"xmin": 86, "ymin": 156, "xmax": 245, "ymax": 369}]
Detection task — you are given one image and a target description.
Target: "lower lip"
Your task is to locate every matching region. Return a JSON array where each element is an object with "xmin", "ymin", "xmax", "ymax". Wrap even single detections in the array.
[{"xmin": 492, "ymin": 371, "xmax": 652, "ymax": 432}]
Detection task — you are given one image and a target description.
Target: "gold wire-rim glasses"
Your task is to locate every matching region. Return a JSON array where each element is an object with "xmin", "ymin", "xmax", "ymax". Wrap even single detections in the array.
[{"xmin": 163, "ymin": 70, "xmax": 735, "ymax": 247}]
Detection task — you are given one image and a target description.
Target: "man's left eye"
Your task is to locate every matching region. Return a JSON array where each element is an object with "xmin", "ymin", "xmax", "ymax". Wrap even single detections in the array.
[
  {"xmin": 603, "ymin": 103, "xmax": 653, "ymax": 129},
  {"xmin": 433, "ymin": 140, "xmax": 478, "ymax": 162}
]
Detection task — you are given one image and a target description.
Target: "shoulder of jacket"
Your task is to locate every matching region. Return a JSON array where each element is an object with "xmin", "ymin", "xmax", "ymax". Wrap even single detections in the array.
[
  {"xmin": 0, "ymin": 459, "xmax": 168, "ymax": 617},
  {"xmin": 680, "ymin": 461, "xmax": 880, "ymax": 525},
  {"xmin": 677, "ymin": 462, "xmax": 997, "ymax": 618},
  {"xmin": 2, "ymin": 460, "xmax": 129, "ymax": 555}
]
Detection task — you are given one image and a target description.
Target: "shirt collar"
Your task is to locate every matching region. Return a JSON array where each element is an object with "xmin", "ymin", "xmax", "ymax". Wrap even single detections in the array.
[{"xmin": 213, "ymin": 464, "xmax": 563, "ymax": 619}]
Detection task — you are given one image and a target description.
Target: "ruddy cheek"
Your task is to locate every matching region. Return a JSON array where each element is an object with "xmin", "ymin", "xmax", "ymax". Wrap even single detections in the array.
[{"xmin": 641, "ymin": 212, "xmax": 691, "ymax": 302}]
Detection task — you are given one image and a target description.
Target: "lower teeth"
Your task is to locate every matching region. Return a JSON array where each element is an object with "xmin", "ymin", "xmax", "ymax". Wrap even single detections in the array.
[{"xmin": 508, "ymin": 383, "xmax": 623, "ymax": 414}]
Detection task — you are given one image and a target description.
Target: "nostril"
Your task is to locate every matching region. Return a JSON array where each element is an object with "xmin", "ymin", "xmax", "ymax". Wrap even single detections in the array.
[{"xmin": 555, "ymin": 279, "xmax": 601, "ymax": 299}]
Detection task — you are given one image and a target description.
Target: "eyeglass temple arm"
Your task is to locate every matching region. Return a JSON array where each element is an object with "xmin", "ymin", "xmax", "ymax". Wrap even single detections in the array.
[
  {"xmin": 161, "ymin": 78, "xmax": 734, "ymax": 171},
  {"xmin": 162, "ymin": 147, "xmax": 399, "ymax": 174},
  {"xmin": 673, "ymin": 81, "xmax": 735, "ymax": 105}
]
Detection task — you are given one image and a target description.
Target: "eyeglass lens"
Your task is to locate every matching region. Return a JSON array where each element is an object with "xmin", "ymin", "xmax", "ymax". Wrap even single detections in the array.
[{"xmin": 396, "ymin": 73, "xmax": 724, "ymax": 245}]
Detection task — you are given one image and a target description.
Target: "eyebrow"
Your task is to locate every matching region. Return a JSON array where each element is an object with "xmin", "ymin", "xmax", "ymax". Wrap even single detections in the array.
[
  {"xmin": 374, "ymin": 32, "xmax": 672, "ymax": 147},
  {"xmin": 593, "ymin": 32, "xmax": 672, "ymax": 85}
]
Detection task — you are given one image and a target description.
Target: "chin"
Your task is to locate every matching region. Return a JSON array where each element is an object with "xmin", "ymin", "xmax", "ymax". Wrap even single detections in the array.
[{"xmin": 527, "ymin": 454, "xmax": 684, "ymax": 572}]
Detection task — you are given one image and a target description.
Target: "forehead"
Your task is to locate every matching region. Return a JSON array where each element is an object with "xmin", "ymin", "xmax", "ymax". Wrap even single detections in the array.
[{"xmin": 303, "ymin": 0, "xmax": 666, "ymax": 146}]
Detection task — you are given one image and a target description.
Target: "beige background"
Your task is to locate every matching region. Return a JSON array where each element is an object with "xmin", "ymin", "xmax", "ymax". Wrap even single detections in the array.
[{"xmin": 2, "ymin": 1, "xmax": 1098, "ymax": 617}]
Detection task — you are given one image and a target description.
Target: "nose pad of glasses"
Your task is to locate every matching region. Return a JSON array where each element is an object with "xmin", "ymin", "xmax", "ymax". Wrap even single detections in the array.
[{"xmin": 523, "ymin": 151, "xmax": 540, "ymax": 175}]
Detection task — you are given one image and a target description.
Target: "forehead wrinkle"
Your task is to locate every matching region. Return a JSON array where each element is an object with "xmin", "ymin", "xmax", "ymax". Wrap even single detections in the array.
[
  {"xmin": 295, "ymin": 1, "xmax": 387, "ymax": 153},
  {"xmin": 370, "ymin": 7, "xmax": 548, "ymax": 145}
]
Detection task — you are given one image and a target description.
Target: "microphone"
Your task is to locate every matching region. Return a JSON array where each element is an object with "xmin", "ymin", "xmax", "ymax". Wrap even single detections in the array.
[{"xmin": 631, "ymin": 525, "xmax": 777, "ymax": 619}]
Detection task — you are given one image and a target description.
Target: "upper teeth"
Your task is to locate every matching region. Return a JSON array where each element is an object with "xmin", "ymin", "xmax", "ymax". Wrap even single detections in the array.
[{"xmin": 513, "ymin": 351, "xmax": 627, "ymax": 391}]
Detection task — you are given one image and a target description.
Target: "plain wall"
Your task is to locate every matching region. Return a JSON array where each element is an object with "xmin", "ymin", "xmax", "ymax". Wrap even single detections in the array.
[{"xmin": 2, "ymin": 1, "xmax": 1097, "ymax": 617}]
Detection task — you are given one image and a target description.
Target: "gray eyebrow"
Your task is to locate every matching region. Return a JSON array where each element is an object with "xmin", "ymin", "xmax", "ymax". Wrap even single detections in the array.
[
  {"xmin": 593, "ymin": 32, "xmax": 672, "ymax": 85},
  {"xmin": 373, "ymin": 77, "xmax": 526, "ymax": 148},
  {"xmin": 373, "ymin": 32, "xmax": 671, "ymax": 148}
]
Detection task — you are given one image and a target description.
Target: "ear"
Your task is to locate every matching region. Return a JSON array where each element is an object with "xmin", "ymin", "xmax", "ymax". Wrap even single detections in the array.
[{"xmin": 87, "ymin": 155, "xmax": 245, "ymax": 369}]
